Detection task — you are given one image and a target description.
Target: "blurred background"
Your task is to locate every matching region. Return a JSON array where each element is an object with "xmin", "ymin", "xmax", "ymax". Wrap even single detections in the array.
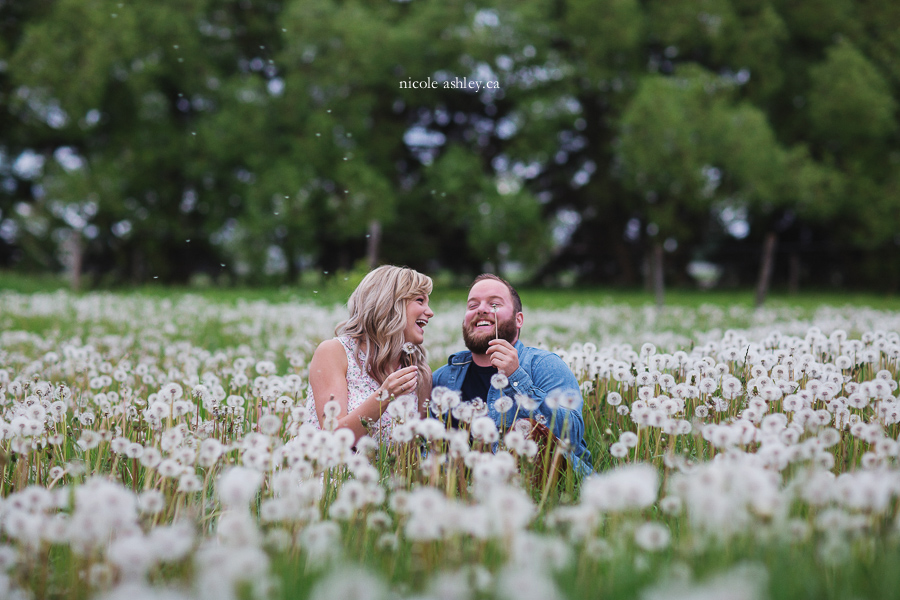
[{"xmin": 0, "ymin": 0, "xmax": 898, "ymax": 298}]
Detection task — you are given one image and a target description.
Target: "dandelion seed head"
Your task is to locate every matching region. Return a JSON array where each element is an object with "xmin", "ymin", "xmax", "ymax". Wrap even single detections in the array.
[
  {"xmin": 254, "ymin": 360, "xmax": 277, "ymax": 375},
  {"xmin": 491, "ymin": 373, "xmax": 509, "ymax": 390},
  {"xmin": 581, "ymin": 463, "xmax": 658, "ymax": 512},
  {"xmin": 634, "ymin": 522, "xmax": 670, "ymax": 551},
  {"xmin": 258, "ymin": 414, "xmax": 282, "ymax": 435},
  {"xmin": 217, "ymin": 466, "xmax": 264, "ymax": 509},
  {"xmin": 516, "ymin": 393, "xmax": 539, "ymax": 412},
  {"xmin": 609, "ymin": 442, "xmax": 628, "ymax": 458},
  {"xmin": 495, "ymin": 395, "xmax": 514, "ymax": 413}
]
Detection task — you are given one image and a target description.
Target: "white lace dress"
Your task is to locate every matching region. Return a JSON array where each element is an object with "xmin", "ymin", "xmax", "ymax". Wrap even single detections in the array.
[{"xmin": 305, "ymin": 336, "xmax": 393, "ymax": 441}]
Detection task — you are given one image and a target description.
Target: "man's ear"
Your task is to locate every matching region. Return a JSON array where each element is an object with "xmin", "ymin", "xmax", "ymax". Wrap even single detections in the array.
[{"xmin": 515, "ymin": 312, "xmax": 524, "ymax": 329}]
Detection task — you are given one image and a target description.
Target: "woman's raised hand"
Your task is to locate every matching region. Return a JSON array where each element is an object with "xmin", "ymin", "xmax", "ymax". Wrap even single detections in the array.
[{"xmin": 378, "ymin": 365, "xmax": 419, "ymax": 401}]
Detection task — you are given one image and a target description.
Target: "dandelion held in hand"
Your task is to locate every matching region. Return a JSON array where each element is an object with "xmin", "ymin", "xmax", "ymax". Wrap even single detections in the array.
[
  {"xmin": 400, "ymin": 342, "xmax": 416, "ymax": 368},
  {"xmin": 492, "ymin": 304, "xmax": 499, "ymax": 339}
]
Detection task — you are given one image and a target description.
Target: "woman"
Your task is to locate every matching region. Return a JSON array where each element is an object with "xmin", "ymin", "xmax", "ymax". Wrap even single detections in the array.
[{"xmin": 306, "ymin": 265, "xmax": 434, "ymax": 444}]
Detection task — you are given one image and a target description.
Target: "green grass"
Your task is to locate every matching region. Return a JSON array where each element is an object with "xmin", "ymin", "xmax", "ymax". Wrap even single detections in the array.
[
  {"xmin": 514, "ymin": 286, "xmax": 900, "ymax": 311},
  {"xmin": 2, "ymin": 279, "xmax": 900, "ymax": 599},
  {"xmin": 3, "ymin": 269, "xmax": 899, "ymax": 311},
  {"xmin": 0, "ymin": 271, "xmax": 69, "ymax": 294}
]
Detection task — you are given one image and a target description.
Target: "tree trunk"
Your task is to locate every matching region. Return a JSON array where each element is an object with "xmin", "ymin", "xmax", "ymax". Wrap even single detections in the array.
[
  {"xmin": 643, "ymin": 254, "xmax": 652, "ymax": 293},
  {"xmin": 788, "ymin": 252, "xmax": 800, "ymax": 295},
  {"xmin": 755, "ymin": 231, "xmax": 777, "ymax": 308},
  {"xmin": 613, "ymin": 241, "xmax": 636, "ymax": 285},
  {"xmin": 64, "ymin": 230, "xmax": 83, "ymax": 292},
  {"xmin": 653, "ymin": 241, "xmax": 665, "ymax": 309},
  {"xmin": 366, "ymin": 219, "xmax": 381, "ymax": 270},
  {"xmin": 286, "ymin": 244, "xmax": 300, "ymax": 284}
]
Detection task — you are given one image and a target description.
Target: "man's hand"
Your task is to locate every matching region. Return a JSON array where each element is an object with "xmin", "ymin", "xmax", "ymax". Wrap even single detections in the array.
[{"xmin": 486, "ymin": 339, "xmax": 519, "ymax": 376}]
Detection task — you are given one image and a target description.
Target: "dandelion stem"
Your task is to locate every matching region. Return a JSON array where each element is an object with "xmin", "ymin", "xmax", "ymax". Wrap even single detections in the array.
[{"xmin": 537, "ymin": 448, "xmax": 563, "ymax": 512}]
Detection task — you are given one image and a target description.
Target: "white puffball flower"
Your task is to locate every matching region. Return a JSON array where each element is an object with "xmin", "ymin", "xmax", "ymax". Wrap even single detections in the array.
[
  {"xmin": 159, "ymin": 382, "xmax": 183, "ymax": 401},
  {"xmin": 322, "ymin": 400, "xmax": 341, "ymax": 418},
  {"xmin": 77, "ymin": 431, "xmax": 102, "ymax": 451},
  {"xmin": 258, "ymin": 414, "xmax": 282, "ymax": 435},
  {"xmin": 216, "ymin": 510, "xmax": 261, "ymax": 547},
  {"xmin": 491, "ymin": 373, "xmax": 509, "ymax": 390},
  {"xmin": 471, "ymin": 417, "xmax": 500, "ymax": 444},
  {"xmin": 659, "ymin": 496, "xmax": 683, "ymax": 515},
  {"xmin": 95, "ymin": 582, "xmax": 194, "ymax": 600},
  {"xmin": 309, "ymin": 567, "xmax": 388, "ymax": 600},
  {"xmin": 494, "ymin": 565, "xmax": 563, "ymax": 600},
  {"xmin": 255, "ymin": 360, "xmax": 277, "ymax": 375},
  {"xmin": 557, "ymin": 389, "xmax": 582, "ymax": 410},
  {"xmin": 124, "ymin": 443, "xmax": 144, "ymax": 459},
  {"xmin": 634, "ymin": 522, "xmax": 670, "ymax": 552},
  {"xmin": 217, "ymin": 466, "xmax": 264, "ymax": 509},
  {"xmin": 140, "ymin": 447, "xmax": 163, "ymax": 469},
  {"xmin": 619, "ymin": 431, "xmax": 638, "ymax": 448},
  {"xmin": 643, "ymin": 564, "xmax": 768, "ymax": 600},
  {"xmin": 504, "ymin": 430, "xmax": 526, "ymax": 454},
  {"xmin": 544, "ymin": 389, "xmax": 563, "ymax": 409},
  {"xmin": 516, "ymin": 393, "xmax": 539, "ymax": 412},
  {"xmin": 392, "ymin": 423, "xmax": 414, "ymax": 444},
  {"xmin": 138, "ymin": 490, "xmax": 166, "ymax": 515},
  {"xmin": 495, "ymin": 395, "xmax": 514, "ymax": 414},
  {"xmin": 609, "ymin": 442, "xmax": 628, "ymax": 458},
  {"xmin": 0, "ymin": 545, "xmax": 18, "ymax": 571},
  {"xmin": 580, "ymin": 463, "xmax": 659, "ymax": 512},
  {"xmin": 107, "ymin": 534, "xmax": 155, "ymax": 581}
]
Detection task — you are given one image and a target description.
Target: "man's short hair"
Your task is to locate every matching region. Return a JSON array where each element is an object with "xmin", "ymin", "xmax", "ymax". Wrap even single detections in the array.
[{"xmin": 470, "ymin": 273, "xmax": 523, "ymax": 314}]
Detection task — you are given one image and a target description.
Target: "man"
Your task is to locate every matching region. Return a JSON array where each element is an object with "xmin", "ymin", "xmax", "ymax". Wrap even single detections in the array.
[{"xmin": 432, "ymin": 274, "xmax": 592, "ymax": 475}]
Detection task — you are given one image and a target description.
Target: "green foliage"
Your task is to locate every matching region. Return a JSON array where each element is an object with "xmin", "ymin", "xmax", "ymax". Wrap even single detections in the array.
[
  {"xmin": 1, "ymin": 0, "xmax": 899, "ymax": 291},
  {"xmin": 563, "ymin": 0, "xmax": 645, "ymax": 78},
  {"xmin": 617, "ymin": 64, "xmax": 792, "ymax": 242},
  {"xmin": 807, "ymin": 39, "xmax": 898, "ymax": 146}
]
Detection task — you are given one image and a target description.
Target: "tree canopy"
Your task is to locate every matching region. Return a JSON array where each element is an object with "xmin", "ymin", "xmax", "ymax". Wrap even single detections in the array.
[{"xmin": 1, "ymin": 0, "xmax": 898, "ymax": 291}]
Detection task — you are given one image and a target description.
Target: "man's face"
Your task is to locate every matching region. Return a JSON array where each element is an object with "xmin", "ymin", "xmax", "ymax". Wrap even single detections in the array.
[{"xmin": 462, "ymin": 279, "xmax": 522, "ymax": 355}]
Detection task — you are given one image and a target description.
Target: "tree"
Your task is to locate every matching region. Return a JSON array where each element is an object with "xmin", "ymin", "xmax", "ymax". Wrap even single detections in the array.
[
  {"xmin": 616, "ymin": 65, "xmax": 796, "ymax": 306},
  {"xmin": 3, "ymin": 0, "xmax": 900, "ymax": 292}
]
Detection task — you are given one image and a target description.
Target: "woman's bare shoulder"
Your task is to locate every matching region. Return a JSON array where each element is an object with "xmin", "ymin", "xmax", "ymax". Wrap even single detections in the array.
[{"xmin": 311, "ymin": 339, "xmax": 348, "ymax": 366}]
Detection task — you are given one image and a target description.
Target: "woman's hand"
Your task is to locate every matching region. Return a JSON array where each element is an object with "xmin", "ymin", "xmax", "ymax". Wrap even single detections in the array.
[{"xmin": 379, "ymin": 365, "xmax": 419, "ymax": 400}]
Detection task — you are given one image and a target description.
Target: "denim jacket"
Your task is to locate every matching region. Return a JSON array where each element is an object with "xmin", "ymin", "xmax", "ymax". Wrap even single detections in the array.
[{"xmin": 432, "ymin": 340, "xmax": 593, "ymax": 476}]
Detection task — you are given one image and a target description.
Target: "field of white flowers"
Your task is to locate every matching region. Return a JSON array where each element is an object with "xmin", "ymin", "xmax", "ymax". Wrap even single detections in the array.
[{"xmin": 1, "ymin": 289, "xmax": 900, "ymax": 600}]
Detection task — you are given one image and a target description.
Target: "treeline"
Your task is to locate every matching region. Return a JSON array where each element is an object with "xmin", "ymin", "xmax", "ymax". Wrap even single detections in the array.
[{"xmin": 0, "ymin": 0, "xmax": 898, "ymax": 294}]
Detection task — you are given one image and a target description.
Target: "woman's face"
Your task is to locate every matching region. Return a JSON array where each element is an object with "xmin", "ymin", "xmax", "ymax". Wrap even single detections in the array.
[{"xmin": 403, "ymin": 293, "xmax": 434, "ymax": 345}]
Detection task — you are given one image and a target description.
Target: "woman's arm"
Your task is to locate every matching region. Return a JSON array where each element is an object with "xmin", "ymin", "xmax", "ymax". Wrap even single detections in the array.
[
  {"xmin": 418, "ymin": 365, "xmax": 433, "ymax": 418},
  {"xmin": 308, "ymin": 339, "xmax": 419, "ymax": 443}
]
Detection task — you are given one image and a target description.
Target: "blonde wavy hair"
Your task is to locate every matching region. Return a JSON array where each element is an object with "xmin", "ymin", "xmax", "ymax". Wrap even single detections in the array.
[{"xmin": 336, "ymin": 265, "xmax": 433, "ymax": 396}]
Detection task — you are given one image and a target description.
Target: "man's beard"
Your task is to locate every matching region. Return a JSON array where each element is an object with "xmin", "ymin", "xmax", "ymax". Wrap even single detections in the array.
[{"xmin": 462, "ymin": 314, "xmax": 518, "ymax": 355}]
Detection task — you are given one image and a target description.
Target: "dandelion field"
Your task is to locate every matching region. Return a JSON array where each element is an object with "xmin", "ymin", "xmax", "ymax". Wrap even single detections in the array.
[{"xmin": 1, "ymin": 289, "xmax": 900, "ymax": 600}]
